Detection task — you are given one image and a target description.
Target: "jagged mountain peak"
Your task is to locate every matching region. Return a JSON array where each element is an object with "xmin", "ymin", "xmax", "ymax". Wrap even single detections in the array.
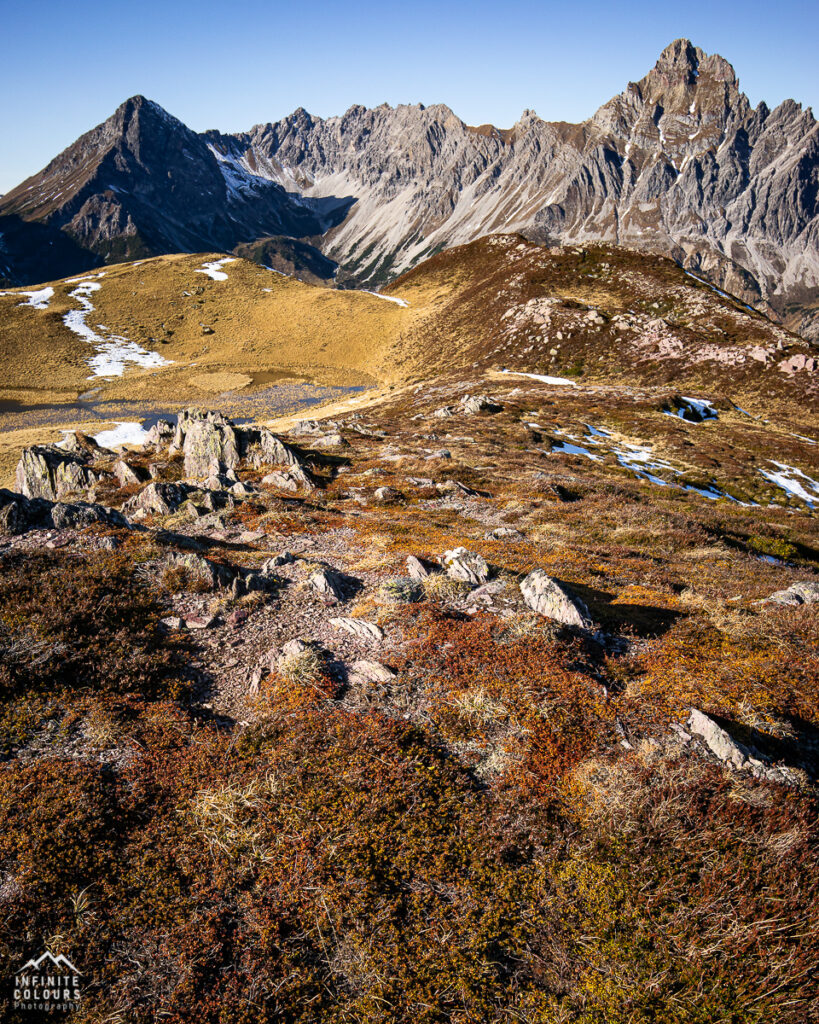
[{"xmin": 2, "ymin": 40, "xmax": 817, "ymax": 342}]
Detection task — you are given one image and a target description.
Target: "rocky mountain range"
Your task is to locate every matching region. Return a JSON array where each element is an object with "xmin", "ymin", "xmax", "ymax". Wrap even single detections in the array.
[{"xmin": 1, "ymin": 39, "xmax": 818, "ymax": 339}]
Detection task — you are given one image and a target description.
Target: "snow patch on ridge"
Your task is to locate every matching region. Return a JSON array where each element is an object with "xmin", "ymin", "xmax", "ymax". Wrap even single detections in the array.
[
  {"xmin": 62, "ymin": 280, "xmax": 171, "ymax": 378},
  {"xmin": 195, "ymin": 257, "xmax": 236, "ymax": 281},
  {"xmin": 0, "ymin": 286, "xmax": 54, "ymax": 310},
  {"xmin": 360, "ymin": 290, "xmax": 409, "ymax": 307}
]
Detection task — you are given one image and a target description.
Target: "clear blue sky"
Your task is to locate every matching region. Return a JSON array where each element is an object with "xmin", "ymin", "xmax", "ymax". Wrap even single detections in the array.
[{"xmin": 0, "ymin": 0, "xmax": 816, "ymax": 194}]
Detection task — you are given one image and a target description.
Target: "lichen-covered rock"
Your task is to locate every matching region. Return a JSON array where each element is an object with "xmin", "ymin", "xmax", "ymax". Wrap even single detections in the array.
[
  {"xmin": 49, "ymin": 502, "xmax": 127, "ymax": 530},
  {"xmin": 178, "ymin": 409, "xmax": 240, "ymax": 479},
  {"xmin": 764, "ymin": 581, "xmax": 819, "ymax": 607},
  {"xmin": 520, "ymin": 569, "xmax": 592, "ymax": 628},
  {"xmin": 442, "ymin": 547, "xmax": 489, "ymax": 584},
  {"xmin": 15, "ymin": 445, "xmax": 102, "ymax": 501},
  {"xmin": 460, "ymin": 394, "xmax": 503, "ymax": 414},
  {"xmin": 0, "ymin": 488, "xmax": 125, "ymax": 534}
]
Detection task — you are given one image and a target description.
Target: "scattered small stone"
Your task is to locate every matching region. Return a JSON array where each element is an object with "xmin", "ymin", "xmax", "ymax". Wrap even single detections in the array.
[
  {"xmin": 348, "ymin": 660, "xmax": 396, "ymax": 685},
  {"xmin": 185, "ymin": 614, "xmax": 217, "ymax": 630}
]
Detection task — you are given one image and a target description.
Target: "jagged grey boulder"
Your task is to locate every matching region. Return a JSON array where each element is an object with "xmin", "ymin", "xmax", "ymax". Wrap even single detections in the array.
[
  {"xmin": 262, "ymin": 463, "xmax": 316, "ymax": 493},
  {"xmin": 123, "ymin": 482, "xmax": 188, "ymax": 517},
  {"xmin": 145, "ymin": 419, "xmax": 175, "ymax": 447},
  {"xmin": 687, "ymin": 708, "xmax": 752, "ymax": 770},
  {"xmin": 310, "ymin": 568, "xmax": 345, "ymax": 602},
  {"xmin": 442, "ymin": 547, "xmax": 489, "ymax": 584},
  {"xmin": 262, "ymin": 471, "xmax": 298, "ymax": 493},
  {"xmin": 0, "ymin": 488, "xmax": 124, "ymax": 535},
  {"xmin": 520, "ymin": 569, "xmax": 592, "ymax": 628},
  {"xmin": 311, "ymin": 433, "xmax": 348, "ymax": 449},
  {"xmin": 406, "ymin": 555, "xmax": 433, "ymax": 580},
  {"xmin": 374, "ymin": 486, "xmax": 399, "ymax": 502},
  {"xmin": 15, "ymin": 445, "xmax": 102, "ymax": 501},
  {"xmin": 329, "ymin": 617, "xmax": 384, "ymax": 641},
  {"xmin": 460, "ymin": 394, "xmax": 503, "ymax": 414},
  {"xmin": 0, "ymin": 490, "xmax": 24, "ymax": 534},
  {"xmin": 113, "ymin": 459, "xmax": 149, "ymax": 487},
  {"xmin": 166, "ymin": 551, "xmax": 234, "ymax": 589},
  {"xmin": 50, "ymin": 502, "xmax": 127, "ymax": 531},
  {"xmin": 764, "ymin": 582, "xmax": 819, "ymax": 607},
  {"xmin": 290, "ymin": 419, "xmax": 322, "ymax": 435},
  {"xmin": 242, "ymin": 428, "xmax": 301, "ymax": 468}
]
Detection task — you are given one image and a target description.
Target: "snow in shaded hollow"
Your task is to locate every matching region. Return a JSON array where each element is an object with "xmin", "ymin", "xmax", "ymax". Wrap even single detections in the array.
[
  {"xmin": 0, "ymin": 286, "xmax": 54, "ymax": 310},
  {"xmin": 663, "ymin": 396, "xmax": 718, "ymax": 422},
  {"xmin": 195, "ymin": 257, "xmax": 236, "ymax": 281},
  {"xmin": 62, "ymin": 280, "xmax": 171, "ymax": 378},
  {"xmin": 545, "ymin": 426, "xmax": 750, "ymax": 504},
  {"xmin": 760, "ymin": 462, "xmax": 819, "ymax": 508}
]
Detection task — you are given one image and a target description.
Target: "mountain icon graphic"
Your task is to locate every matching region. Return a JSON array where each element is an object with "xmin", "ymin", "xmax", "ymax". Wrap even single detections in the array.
[{"xmin": 16, "ymin": 951, "xmax": 81, "ymax": 975}]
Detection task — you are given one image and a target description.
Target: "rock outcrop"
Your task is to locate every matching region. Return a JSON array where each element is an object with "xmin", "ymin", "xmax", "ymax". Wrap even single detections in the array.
[{"xmin": 15, "ymin": 443, "xmax": 105, "ymax": 501}]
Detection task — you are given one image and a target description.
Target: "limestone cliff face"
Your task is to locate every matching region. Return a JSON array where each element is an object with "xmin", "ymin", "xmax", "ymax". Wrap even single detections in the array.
[
  {"xmin": 223, "ymin": 39, "xmax": 817, "ymax": 333},
  {"xmin": 2, "ymin": 41, "xmax": 818, "ymax": 338}
]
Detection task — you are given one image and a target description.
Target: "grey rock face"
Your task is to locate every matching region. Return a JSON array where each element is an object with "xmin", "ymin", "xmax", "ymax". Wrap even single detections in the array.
[
  {"xmin": 15, "ymin": 444, "xmax": 102, "ymax": 501},
  {"xmin": 520, "ymin": 569, "xmax": 592, "ymax": 628}
]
